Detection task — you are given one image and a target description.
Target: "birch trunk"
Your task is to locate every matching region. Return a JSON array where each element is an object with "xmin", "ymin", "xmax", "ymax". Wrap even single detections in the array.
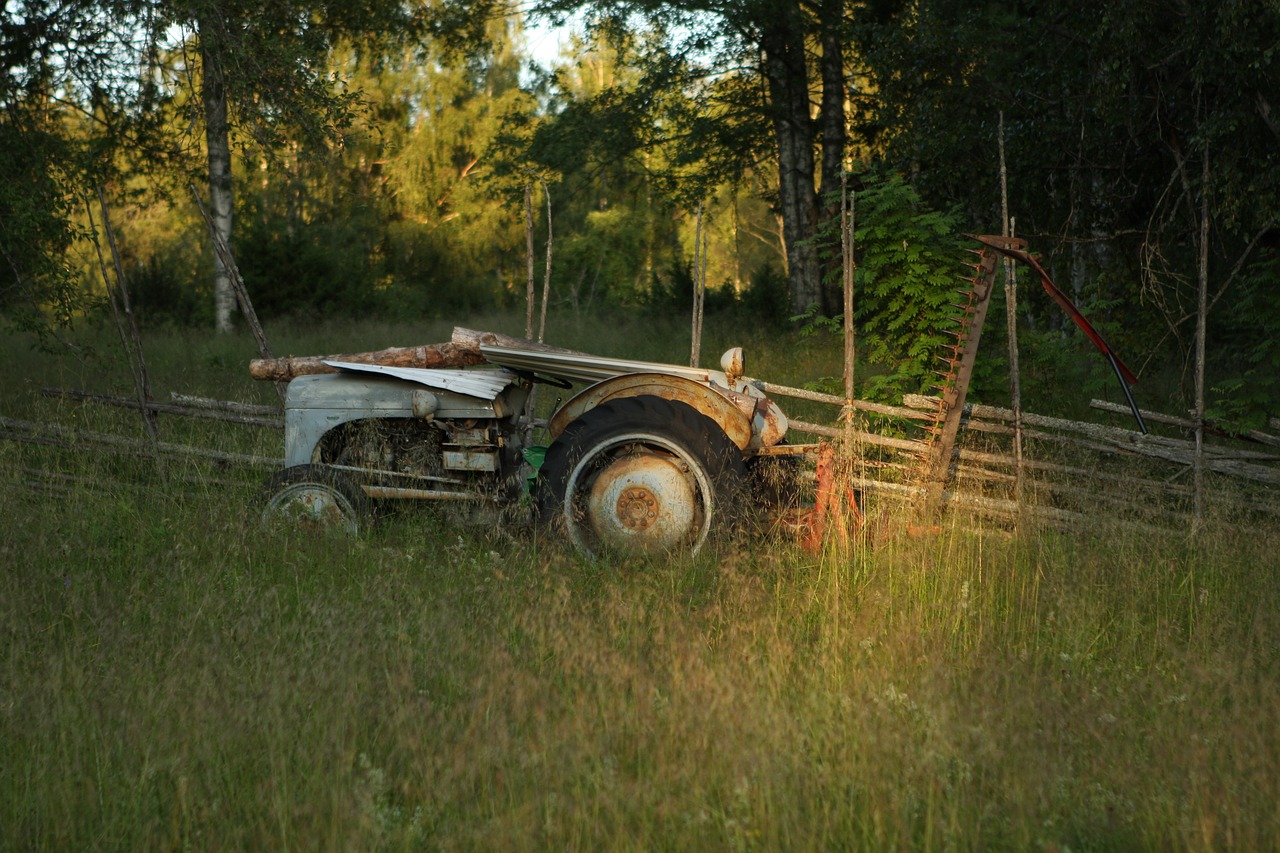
[{"xmin": 201, "ymin": 15, "xmax": 236, "ymax": 335}]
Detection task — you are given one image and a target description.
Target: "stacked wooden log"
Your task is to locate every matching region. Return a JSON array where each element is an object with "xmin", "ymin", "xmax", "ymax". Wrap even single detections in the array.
[{"xmin": 247, "ymin": 327, "xmax": 578, "ymax": 381}]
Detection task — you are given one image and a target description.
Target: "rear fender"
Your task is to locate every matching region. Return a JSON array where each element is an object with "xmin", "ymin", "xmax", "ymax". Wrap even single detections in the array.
[{"xmin": 548, "ymin": 373, "xmax": 785, "ymax": 452}]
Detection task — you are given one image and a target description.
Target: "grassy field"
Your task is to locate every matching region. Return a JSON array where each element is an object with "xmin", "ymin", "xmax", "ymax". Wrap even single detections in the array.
[{"xmin": 2, "ymin": 314, "xmax": 1278, "ymax": 850}]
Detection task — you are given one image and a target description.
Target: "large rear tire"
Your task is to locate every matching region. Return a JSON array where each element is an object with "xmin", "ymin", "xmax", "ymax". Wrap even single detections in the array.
[{"xmin": 537, "ymin": 396, "xmax": 745, "ymax": 559}]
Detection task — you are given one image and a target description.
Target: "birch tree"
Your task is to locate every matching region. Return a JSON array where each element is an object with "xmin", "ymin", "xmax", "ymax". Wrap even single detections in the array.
[{"xmin": 161, "ymin": 0, "xmax": 426, "ymax": 332}]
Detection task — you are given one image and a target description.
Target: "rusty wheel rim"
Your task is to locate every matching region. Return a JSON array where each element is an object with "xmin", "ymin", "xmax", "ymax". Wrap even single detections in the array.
[{"xmin": 563, "ymin": 433, "xmax": 712, "ymax": 559}]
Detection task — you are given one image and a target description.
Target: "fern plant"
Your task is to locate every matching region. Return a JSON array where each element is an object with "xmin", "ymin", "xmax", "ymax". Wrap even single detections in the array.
[{"xmin": 802, "ymin": 164, "xmax": 970, "ymax": 402}]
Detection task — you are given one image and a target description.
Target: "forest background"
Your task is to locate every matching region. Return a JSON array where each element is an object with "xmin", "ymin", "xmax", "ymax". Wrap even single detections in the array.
[{"xmin": 2, "ymin": 0, "xmax": 1278, "ymax": 424}]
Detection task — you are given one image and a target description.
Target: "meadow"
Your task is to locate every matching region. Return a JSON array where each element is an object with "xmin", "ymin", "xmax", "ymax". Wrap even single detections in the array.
[{"xmin": 2, "ymin": 312, "xmax": 1278, "ymax": 850}]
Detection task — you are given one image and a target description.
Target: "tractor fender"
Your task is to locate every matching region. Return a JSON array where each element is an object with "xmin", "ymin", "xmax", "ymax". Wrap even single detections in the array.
[{"xmin": 547, "ymin": 372, "xmax": 787, "ymax": 452}]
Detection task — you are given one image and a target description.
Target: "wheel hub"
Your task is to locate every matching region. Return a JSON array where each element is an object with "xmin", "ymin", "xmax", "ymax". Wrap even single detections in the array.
[
  {"xmin": 616, "ymin": 486, "xmax": 660, "ymax": 530},
  {"xmin": 586, "ymin": 452, "xmax": 698, "ymax": 552}
]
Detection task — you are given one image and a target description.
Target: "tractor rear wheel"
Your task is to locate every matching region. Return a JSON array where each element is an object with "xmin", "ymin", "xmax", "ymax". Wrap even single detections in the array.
[{"xmin": 537, "ymin": 396, "xmax": 745, "ymax": 559}]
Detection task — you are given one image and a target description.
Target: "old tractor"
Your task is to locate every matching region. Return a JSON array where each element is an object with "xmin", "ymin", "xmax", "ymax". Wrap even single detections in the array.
[
  {"xmin": 250, "ymin": 236, "xmax": 1142, "ymax": 556},
  {"xmin": 254, "ymin": 332, "xmax": 788, "ymax": 557}
]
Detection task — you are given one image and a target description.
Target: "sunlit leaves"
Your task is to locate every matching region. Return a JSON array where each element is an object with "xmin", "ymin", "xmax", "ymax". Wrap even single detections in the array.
[{"xmin": 800, "ymin": 164, "xmax": 967, "ymax": 401}]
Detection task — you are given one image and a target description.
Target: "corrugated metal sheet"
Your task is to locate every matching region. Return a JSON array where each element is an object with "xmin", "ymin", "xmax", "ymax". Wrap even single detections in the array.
[
  {"xmin": 323, "ymin": 361, "xmax": 516, "ymax": 400},
  {"xmin": 478, "ymin": 345, "xmax": 722, "ymax": 385}
]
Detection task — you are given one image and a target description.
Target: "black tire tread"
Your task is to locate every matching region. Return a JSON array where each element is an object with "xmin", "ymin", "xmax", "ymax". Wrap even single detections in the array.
[{"xmin": 536, "ymin": 395, "xmax": 746, "ymax": 548}]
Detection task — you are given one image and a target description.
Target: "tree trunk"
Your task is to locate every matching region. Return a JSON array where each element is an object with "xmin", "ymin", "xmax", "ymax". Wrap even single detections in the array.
[
  {"xmin": 201, "ymin": 13, "xmax": 236, "ymax": 335},
  {"xmin": 760, "ymin": 9, "xmax": 822, "ymax": 316},
  {"xmin": 817, "ymin": 0, "xmax": 847, "ymax": 314}
]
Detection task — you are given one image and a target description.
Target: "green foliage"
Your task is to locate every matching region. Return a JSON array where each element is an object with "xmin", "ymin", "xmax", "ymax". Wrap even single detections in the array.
[
  {"xmin": 175, "ymin": 0, "xmax": 429, "ymax": 154},
  {"xmin": 5, "ymin": 0, "xmax": 1278, "ymax": 427},
  {"xmin": 0, "ymin": 122, "xmax": 89, "ymax": 333},
  {"xmin": 125, "ymin": 254, "xmax": 213, "ymax": 327},
  {"xmin": 1206, "ymin": 250, "xmax": 1280, "ymax": 430},
  {"xmin": 736, "ymin": 262, "xmax": 789, "ymax": 324},
  {"xmin": 378, "ymin": 220, "xmax": 507, "ymax": 318},
  {"xmin": 236, "ymin": 219, "xmax": 380, "ymax": 320},
  {"xmin": 853, "ymin": 0, "xmax": 1280, "ymax": 418},
  {"xmin": 802, "ymin": 165, "xmax": 968, "ymax": 401},
  {"xmin": 642, "ymin": 259, "xmax": 736, "ymax": 317},
  {"xmin": 0, "ymin": 0, "xmax": 140, "ymax": 335}
]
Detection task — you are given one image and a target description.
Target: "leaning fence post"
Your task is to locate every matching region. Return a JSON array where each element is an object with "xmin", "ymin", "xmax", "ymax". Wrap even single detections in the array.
[
  {"xmin": 190, "ymin": 185, "xmax": 285, "ymax": 405},
  {"xmin": 525, "ymin": 180, "xmax": 554, "ymax": 425},
  {"xmin": 89, "ymin": 188, "xmax": 158, "ymax": 443}
]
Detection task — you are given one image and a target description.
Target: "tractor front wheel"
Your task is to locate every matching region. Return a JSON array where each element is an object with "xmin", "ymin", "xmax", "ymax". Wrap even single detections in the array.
[{"xmin": 260, "ymin": 464, "xmax": 370, "ymax": 535}]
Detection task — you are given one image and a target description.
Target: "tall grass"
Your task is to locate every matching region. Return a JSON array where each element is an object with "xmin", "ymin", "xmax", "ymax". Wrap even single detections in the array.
[{"xmin": 2, "ymin": 316, "xmax": 1278, "ymax": 850}]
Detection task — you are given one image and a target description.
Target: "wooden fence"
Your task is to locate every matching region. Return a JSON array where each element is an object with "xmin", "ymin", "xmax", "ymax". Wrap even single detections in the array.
[
  {"xmin": 4, "ymin": 379, "xmax": 1277, "ymax": 534},
  {"xmin": 769, "ymin": 381, "xmax": 1280, "ymax": 531}
]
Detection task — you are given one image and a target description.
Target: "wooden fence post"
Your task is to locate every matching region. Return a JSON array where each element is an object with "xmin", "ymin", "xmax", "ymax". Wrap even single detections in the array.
[
  {"xmin": 1193, "ymin": 147, "xmax": 1210, "ymax": 526},
  {"xmin": 999, "ymin": 113, "xmax": 1024, "ymax": 503},
  {"xmin": 690, "ymin": 202, "xmax": 706, "ymax": 368},
  {"xmin": 525, "ymin": 182, "xmax": 536, "ymax": 341},
  {"xmin": 539, "ymin": 180, "xmax": 553, "ymax": 344}
]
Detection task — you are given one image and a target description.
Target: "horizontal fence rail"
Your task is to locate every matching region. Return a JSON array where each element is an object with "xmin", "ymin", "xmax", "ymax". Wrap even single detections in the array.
[{"xmin": 4, "ymin": 378, "xmax": 1277, "ymax": 533}]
